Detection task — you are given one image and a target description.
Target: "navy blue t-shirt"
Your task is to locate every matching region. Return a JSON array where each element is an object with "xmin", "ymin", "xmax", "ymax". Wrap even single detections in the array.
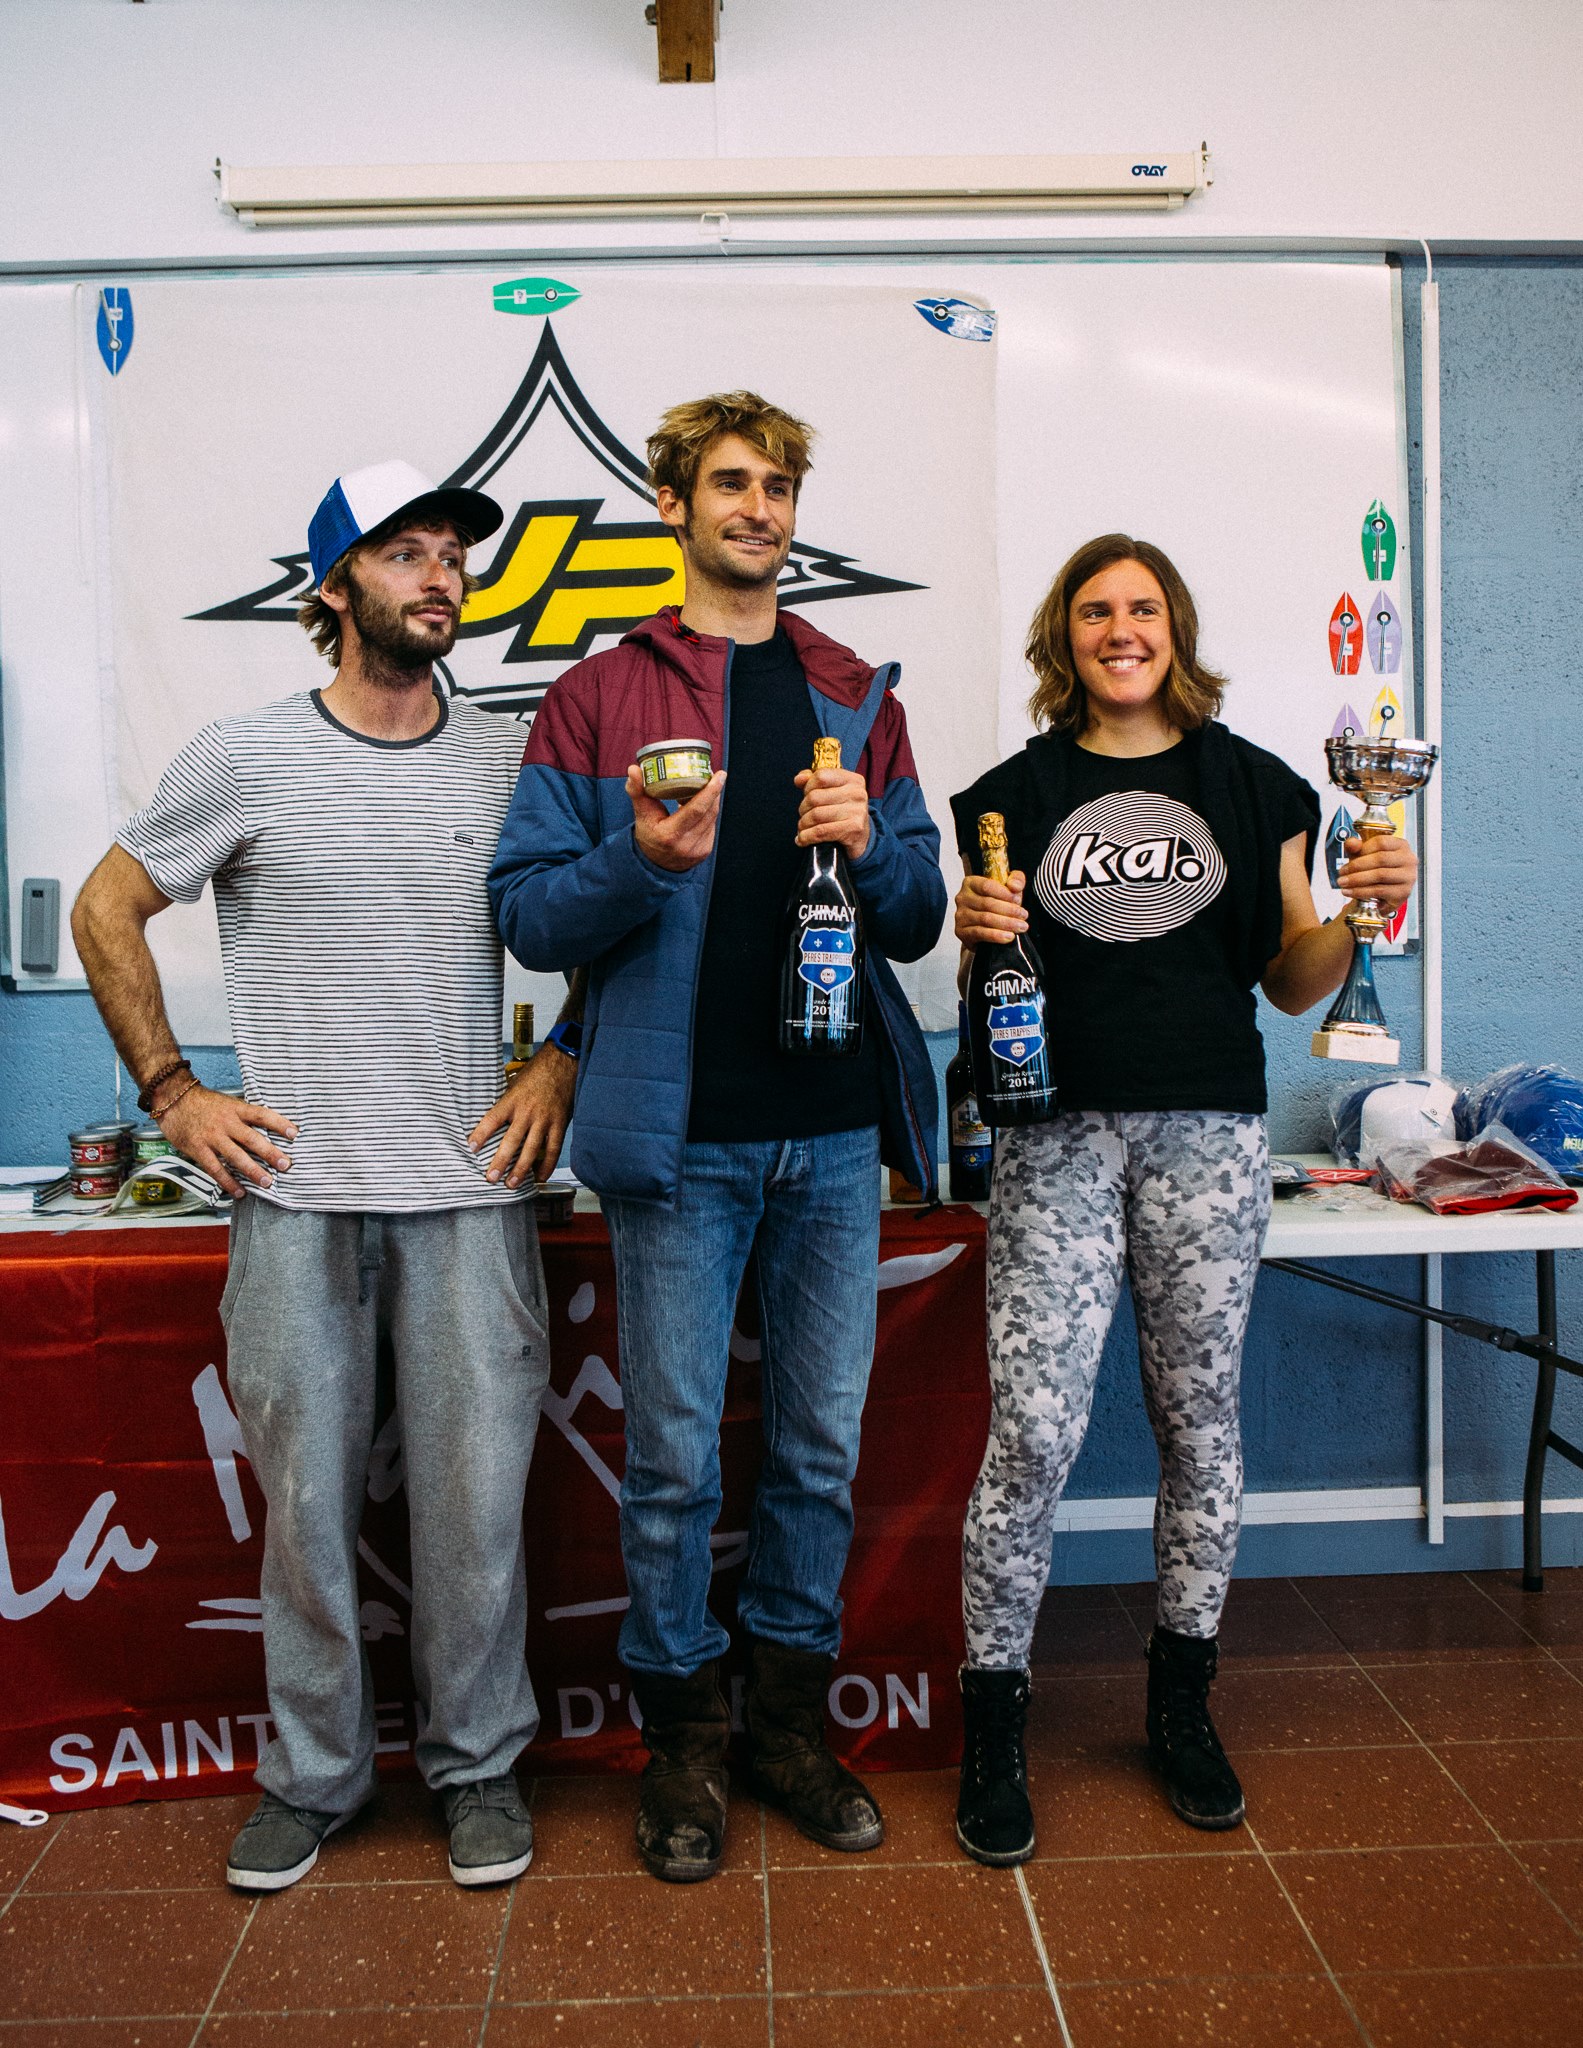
[{"xmin": 687, "ymin": 628, "xmax": 882, "ymax": 1141}]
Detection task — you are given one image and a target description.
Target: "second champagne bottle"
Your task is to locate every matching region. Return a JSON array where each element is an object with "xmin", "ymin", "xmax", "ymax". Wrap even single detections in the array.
[{"xmin": 966, "ymin": 811, "xmax": 1058, "ymax": 1126}]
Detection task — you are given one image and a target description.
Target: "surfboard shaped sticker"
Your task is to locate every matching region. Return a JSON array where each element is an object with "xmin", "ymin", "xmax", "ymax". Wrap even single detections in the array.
[
  {"xmin": 1367, "ymin": 589, "xmax": 1402, "ymax": 674},
  {"xmin": 1382, "ymin": 898, "xmax": 1409, "ymax": 944},
  {"xmin": 1325, "ymin": 805, "xmax": 1358, "ymax": 890},
  {"xmin": 913, "ymin": 296, "xmax": 996, "ymax": 342},
  {"xmin": 96, "ymin": 288, "xmax": 133, "ymax": 375},
  {"xmin": 493, "ymin": 277, "xmax": 581, "ymax": 317},
  {"xmin": 1362, "ymin": 500, "xmax": 1397, "ymax": 581},
  {"xmin": 1330, "ymin": 702, "xmax": 1365, "ymax": 743},
  {"xmin": 1369, "ymin": 684, "xmax": 1403, "ymax": 739},
  {"xmin": 1329, "ymin": 594, "xmax": 1363, "ymax": 675}
]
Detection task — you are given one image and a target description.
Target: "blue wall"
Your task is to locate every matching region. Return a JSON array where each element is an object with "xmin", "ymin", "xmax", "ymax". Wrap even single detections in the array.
[{"xmin": 5, "ymin": 256, "xmax": 1581, "ymax": 1577}]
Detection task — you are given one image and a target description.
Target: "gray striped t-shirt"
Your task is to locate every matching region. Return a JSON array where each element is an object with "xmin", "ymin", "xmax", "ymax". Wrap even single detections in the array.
[{"xmin": 118, "ymin": 689, "xmax": 529, "ymax": 1213}]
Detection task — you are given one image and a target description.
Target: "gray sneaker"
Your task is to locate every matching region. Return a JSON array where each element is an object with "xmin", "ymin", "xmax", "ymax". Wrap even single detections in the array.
[
  {"xmin": 441, "ymin": 1774, "xmax": 533, "ymax": 1886},
  {"xmin": 225, "ymin": 1792, "xmax": 353, "ymax": 1891}
]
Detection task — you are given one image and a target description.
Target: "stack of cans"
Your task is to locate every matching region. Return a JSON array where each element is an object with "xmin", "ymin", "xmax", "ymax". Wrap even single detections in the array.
[
  {"xmin": 67, "ymin": 1120, "xmax": 137, "ymax": 1202},
  {"xmin": 128, "ymin": 1123, "xmax": 181, "ymax": 1206}
]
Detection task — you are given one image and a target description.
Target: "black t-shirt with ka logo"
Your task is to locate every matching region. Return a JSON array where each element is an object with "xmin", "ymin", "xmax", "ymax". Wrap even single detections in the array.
[{"xmin": 1028, "ymin": 732, "xmax": 1312, "ymax": 1112}]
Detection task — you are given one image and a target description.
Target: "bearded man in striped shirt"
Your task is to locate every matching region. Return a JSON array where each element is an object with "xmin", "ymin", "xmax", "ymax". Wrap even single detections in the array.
[{"xmin": 72, "ymin": 463, "xmax": 577, "ymax": 1895}]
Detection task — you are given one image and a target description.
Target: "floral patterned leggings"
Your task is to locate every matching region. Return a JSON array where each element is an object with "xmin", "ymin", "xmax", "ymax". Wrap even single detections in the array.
[{"xmin": 962, "ymin": 1109, "xmax": 1271, "ymax": 1670}]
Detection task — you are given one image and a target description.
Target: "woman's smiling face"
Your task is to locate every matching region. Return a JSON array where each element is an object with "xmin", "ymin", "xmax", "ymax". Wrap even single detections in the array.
[{"xmin": 1067, "ymin": 560, "xmax": 1174, "ymax": 714}]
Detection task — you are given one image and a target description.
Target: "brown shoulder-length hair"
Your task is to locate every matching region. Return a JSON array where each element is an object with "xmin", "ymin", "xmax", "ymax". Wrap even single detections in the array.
[{"xmin": 1024, "ymin": 534, "xmax": 1226, "ymax": 734}]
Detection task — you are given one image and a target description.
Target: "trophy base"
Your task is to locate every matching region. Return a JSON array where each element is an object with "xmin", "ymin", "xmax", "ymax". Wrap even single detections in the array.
[{"xmin": 1311, "ymin": 1026, "xmax": 1401, "ymax": 1066}]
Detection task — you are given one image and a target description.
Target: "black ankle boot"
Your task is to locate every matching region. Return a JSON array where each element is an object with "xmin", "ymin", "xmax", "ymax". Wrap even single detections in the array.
[
  {"xmin": 628, "ymin": 1663, "xmax": 731, "ymax": 1881},
  {"xmin": 1145, "ymin": 1627, "xmax": 1244, "ymax": 1830},
  {"xmin": 746, "ymin": 1640, "xmax": 884, "ymax": 1852},
  {"xmin": 956, "ymin": 1666, "xmax": 1035, "ymax": 1866}
]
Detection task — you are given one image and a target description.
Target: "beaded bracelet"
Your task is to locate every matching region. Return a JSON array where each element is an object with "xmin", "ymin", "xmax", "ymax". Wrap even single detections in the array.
[
  {"xmin": 151, "ymin": 1073, "xmax": 201, "ymax": 1122},
  {"xmin": 137, "ymin": 1057, "xmax": 191, "ymax": 1112}
]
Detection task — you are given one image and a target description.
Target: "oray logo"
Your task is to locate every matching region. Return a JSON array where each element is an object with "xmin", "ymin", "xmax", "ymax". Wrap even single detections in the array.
[{"xmin": 1132, "ymin": 164, "xmax": 1168, "ymax": 177}]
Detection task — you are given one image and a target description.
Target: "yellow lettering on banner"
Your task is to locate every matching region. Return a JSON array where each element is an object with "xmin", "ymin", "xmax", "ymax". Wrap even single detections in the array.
[
  {"xmin": 530, "ymin": 538, "xmax": 686, "ymax": 647},
  {"xmin": 461, "ymin": 514, "xmax": 580, "ymax": 624}
]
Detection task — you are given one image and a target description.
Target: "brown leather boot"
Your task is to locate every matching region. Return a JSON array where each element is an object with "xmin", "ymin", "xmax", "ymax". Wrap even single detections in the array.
[
  {"xmin": 628, "ymin": 1663, "xmax": 731, "ymax": 1882},
  {"xmin": 746, "ymin": 1639, "xmax": 884, "ymax": 1852}
]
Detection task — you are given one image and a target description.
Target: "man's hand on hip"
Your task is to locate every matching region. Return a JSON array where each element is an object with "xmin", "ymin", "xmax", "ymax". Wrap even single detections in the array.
[
  {"xmin": 470, "ymin": 1042, "xmax": 578, "ymax": 1188},
  {"xmin": 158, "ymin": 1087, "xmax": 297, "ymax": 1198},
  {"xmin": 795, "ymin": 766, "xmax": 872, "ymax": 861},
  {"xmin": 625, "ymin": 765, "xmax": 726, "ymax": 872}
]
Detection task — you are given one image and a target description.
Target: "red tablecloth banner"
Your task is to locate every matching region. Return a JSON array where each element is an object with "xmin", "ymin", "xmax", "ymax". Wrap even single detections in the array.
[{"xmin": 0, "ymin": 1207, "xmax": 988, "ymax": 1811}]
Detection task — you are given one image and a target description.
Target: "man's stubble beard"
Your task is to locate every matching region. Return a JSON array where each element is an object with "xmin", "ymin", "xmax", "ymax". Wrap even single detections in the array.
[
  {"xmin": 344, "ymin": 571, "xmax": 460, "ymax": 684},
  {"xmin": 681, "ymin": 516, "xmax": 789, "ymax": 594}
]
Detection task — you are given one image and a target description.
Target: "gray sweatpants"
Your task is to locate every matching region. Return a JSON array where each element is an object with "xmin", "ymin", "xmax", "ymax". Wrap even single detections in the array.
[
  {"xmin": 220, "ymin": 1197, "xmax": 551, "ymax": 1815},
  {"xmin": 963, "ymin": 1111, "xmax": 1271, "ymax": 1670}
]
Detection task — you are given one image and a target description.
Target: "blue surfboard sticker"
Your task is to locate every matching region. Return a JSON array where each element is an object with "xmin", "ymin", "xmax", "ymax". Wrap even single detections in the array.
[
  {"xmin": 914, "ymin": 296, "xmax": 996, "ymax": 342},
  {"xmin": 96, "ymin": 288, "xmax": 133, "ymax": 375},
  {"xmin": 493, "ymin": 277, "xmax": 581, "ymax": 317},
  {"xmin": 1324, "ymin": 805, "xmax": 1358, "ymax": 889}
]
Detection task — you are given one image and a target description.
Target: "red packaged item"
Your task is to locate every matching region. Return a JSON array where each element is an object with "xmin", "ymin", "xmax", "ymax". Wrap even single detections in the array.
[{"xmin": 1374, "ymin": 1124, "xmax": 1579, "ymax": 1217}]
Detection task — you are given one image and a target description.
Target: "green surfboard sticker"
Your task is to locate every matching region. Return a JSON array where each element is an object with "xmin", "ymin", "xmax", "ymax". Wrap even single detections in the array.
[
  {"xmin": 493, "ymin": 277, "xmax": 581, "ymax": 317},
  {"xmin": 1361, "ymin": 499, "xmax": 1396, "ymax": 581}
]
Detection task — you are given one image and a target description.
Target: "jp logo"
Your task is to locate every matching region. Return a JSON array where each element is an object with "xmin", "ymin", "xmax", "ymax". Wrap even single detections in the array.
[{"xmin": 799, "ymin": 927, "xmax": 856, "ymax": 989}]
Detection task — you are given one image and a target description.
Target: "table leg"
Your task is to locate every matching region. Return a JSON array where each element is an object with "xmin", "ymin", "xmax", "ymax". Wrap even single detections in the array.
[{"xmin": 1521, "ymin": 1250, "xmax": 1559, "ymax": 1592}]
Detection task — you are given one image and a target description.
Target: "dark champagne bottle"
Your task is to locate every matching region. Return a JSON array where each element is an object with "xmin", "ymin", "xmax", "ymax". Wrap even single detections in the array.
[
  {"xmin": 947, "ymin": 1001, "xmax": 993, "ymax": 1200},
  {"xmin": 780, "ymin": 736, "xmax": 866, "ymax": 1057},
  {"xmin": 966, "ymin": 812, "xmax": 1058, "ymax": 1127}
]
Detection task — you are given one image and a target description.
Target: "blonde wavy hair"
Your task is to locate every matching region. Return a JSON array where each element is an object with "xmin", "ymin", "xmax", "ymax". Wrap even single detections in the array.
[
  {"xmin": 297, "ymin": 512, "xmax": 481, "ymax": 668},
  {"xmin": 1025, "ymin": 534, "xmax": 1226, "ymax": 734},
  {"xmin": 646, "ymin": 391, "xmax": 815, "ymax": 505}
]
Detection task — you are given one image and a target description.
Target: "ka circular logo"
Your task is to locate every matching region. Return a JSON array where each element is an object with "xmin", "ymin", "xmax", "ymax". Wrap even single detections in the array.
[{"xmin": 1035, "ymin": 792, "xmax": 1226, "ymax": 942}]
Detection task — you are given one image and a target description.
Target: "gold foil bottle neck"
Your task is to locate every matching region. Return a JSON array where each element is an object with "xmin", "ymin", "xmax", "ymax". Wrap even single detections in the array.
[
  {"xmin": 812, "ymin": 736, "xmax": 842, "ymax": 773},
  {"xmin": 978, "ymin": 812, "xmax": 1011, "ymax": 885}
]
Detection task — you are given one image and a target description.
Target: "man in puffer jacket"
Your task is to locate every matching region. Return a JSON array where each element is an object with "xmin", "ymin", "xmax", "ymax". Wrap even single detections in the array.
[{"xmin": 490, "ymin": 390, "xmax": 946, "ymax": 1881}]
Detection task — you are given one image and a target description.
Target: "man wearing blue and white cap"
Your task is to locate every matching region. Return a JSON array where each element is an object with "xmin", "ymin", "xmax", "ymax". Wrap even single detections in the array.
[{"xmin": 72, "ymin": 462, "xmax": 577, "ymax": 1891}]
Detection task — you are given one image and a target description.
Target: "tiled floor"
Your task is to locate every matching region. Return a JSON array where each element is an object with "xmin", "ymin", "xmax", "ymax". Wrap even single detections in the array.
[{"xmin": 4, "ymin": 1569, "xmax": 1583, "ymax": 2045}]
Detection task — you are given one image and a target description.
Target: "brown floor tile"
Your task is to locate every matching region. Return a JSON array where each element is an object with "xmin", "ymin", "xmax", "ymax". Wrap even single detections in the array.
[
  {"xmin": 0, "ymin": 1889, "xmax": 251, "ymax": 2020},
  {"xmin": 761, "ymin": 1769, "xmax": 959, "ymax": 1868},
  {"xmin": 775, "ymin": 1986, "xmax": 1065, "ymax": 2044},
  {"xmin": 528, "ymin": 1772, "xmax": 760, "ymax": 1880},
  {"xmin": 1433, "ymin": 1739, "xmax": 1583, "ymax": 1840},
  {"xmin": 1029, "ymin": 1750, "xmax": 1255, "ymax": 1862},
  {"xmin": 1025, "ymin": 1854, "xmax": 1314, "ymax": 1981},
  {"xmin": 1208, "ymin": 1667, "xmax": 1414, "ymax": 1752},
  {"xmin": 1342, "ymin": 1966, "xmax": 1583, "ymax": 2048},
  {"xmin": 1471, "ymin": 1587, "xmax": 1583, "ymax": 1649},
  {"xmin": 17, "ymin": 1794, "xmax": 254, "ymax": 1895},
  {"xmin": 301, "ymin": 1780, "xmax": 450, "ymax": 1885},
  {"xmin": 1025, "ymin": 1675, "xmax": 1144, "ymax": 1760},
  {"xmin": 497, "ymin": 1871, "xmax": 765, "ymax": 2001},
  {"xmin": 768, "ymin": 1863, "xmax": 1039, "ymax": 1993},
  {"xmin": 1278, "ymin": 1845, "xmax": 1581, "ymax": 1971},
  {"xmin": 1515, "ymin": 1840, "xmax": 1583, "ymax": 1926},
  {"xmin": 1214, "ymin": 1599, "xmax": 1350, "ymax": 1668},
  {"xmin": 218, "ymin": 1881, "xmax": 506, "ymax": 2012},
  {"xmin": 206, "ymin": 2014, "xmax": 481, "ymax": 2046},
  {"xmin": 1300, "ymin": 1572, "xmax": 1485, "ymax": 1611},
  {"xmin": 1029, "ymin": 1607, "xmax": 1147, "ymax": 1673},
  {"xmin": 1366, "ymin": 1659, "xmax": 1583, "ymax": 1743},
  {"xmin": 489, "ymin": 1998, "xmax": 770, "ymax": 2046},
  {"xmin": 0, "ymin": 2027, "xmax": 197, "ymax": 2046},
  {"xmin": 0, "ymin": 1811, "xmax": 68, "ymax": 1895},
  {"xmin": 1057, "ymin": 1975, "xmax": 1362, "ymax": 2046},
  {"xmin": 1321, "ymin": 1596, "xmax": 1545, "ymax": 1661},
  {"xmin": 1036, "ymin": 1581, "xmax": 1129, "ymax": 1620},
  {"xmin": 1240, "ymin": 1746, "xmax": 1493, "ymax": 1852}
]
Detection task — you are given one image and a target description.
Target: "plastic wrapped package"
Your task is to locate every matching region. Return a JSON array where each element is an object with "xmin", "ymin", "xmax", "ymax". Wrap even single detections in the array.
[
  {"xmin": 1374, "ymin": 1123, "xmax": 1579, "ymax": 1216},
  {"xmin": 1453, "ymin": 1063, "xmax": 1583, "ymax": 1182},
  {"xmin": 1329, "ymin": 1073, "xmax": 1459, "ymax": 1167}
]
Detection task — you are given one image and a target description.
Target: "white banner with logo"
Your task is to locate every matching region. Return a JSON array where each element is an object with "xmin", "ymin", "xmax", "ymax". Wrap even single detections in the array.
[{"xmin": 97, "ymin": 269, "xmax": 1000, "ymax": 1040}]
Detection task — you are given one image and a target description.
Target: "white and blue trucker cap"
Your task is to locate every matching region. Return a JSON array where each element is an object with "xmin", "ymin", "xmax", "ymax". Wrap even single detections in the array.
[{"xmin": 307, "ymin": 459, "xmax": 503, "ymax": 586}]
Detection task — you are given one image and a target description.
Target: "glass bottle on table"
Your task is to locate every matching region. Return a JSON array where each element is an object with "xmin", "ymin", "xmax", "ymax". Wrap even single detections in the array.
[
  {"xmin": 504, "ymin": 1002, "xmax": 534, "ymax": 1082},
  {"xmin": 947, "ymin": 1001, "xmax": 993, "ymax": 1200},
  {"xmin": 966, "ymin": 812, "xmax": 1058, "ymax": 1128}
]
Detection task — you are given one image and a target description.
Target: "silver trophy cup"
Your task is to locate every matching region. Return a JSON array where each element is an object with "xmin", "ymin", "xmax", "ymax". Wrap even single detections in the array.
[{"xmin": 1311, "ymin": 735, "xmax": 1439, "ymax": 1065}]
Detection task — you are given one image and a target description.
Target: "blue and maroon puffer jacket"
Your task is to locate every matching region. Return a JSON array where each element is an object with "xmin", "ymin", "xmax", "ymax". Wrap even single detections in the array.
[{"xmin": 489, "ymin": 606, "xmax": 947, "ymax": 1206}]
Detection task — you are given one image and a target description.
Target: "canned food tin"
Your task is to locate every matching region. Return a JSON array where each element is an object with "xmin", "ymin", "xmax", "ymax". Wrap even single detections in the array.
[
  {"xmin": 70, "ymin": 1167, "xmax": 123, "ymax": 1202},
  {"xmin": 133, "ymin": 1123, "xmax": 173, "ymax": 1165},
  {"xmin": 69, "ymin": 1128, "xmax": 123, "ymax": 1169},
  {"xmin": 127, "ymin": 1172, "xmax": 182, "ymax": 1207},
  {"xmin": 637, "ymin": 739, "xmax": 713, "ymax": 800}
]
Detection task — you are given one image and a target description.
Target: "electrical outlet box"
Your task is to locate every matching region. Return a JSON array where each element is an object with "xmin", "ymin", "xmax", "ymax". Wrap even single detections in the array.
[{"xmin": 20, "ymin": 878, "xmax": 60, "ymax": 975}]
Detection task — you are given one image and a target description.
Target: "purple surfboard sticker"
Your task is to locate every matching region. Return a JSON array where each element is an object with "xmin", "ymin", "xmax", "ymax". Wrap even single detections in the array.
[
  {"xmin": 1330, "ymin": 702, "xmax": 1364, "ymax": 742},
  {"xmin": 1367, "ymin": 589, "xmax": 1402, "ymax": 674}
]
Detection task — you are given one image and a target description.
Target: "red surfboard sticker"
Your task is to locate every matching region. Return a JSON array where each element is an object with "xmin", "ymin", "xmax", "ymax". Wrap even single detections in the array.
[{"xmin": 1329, "ymin": 593, "xmax": 1362, "ymax": 675}]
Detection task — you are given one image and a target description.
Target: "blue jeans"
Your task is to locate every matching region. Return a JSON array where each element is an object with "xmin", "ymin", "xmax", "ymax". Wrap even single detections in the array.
[{"xmin": 603, "ymin": 1125, "xmax": 882, "ymax": 1676}]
